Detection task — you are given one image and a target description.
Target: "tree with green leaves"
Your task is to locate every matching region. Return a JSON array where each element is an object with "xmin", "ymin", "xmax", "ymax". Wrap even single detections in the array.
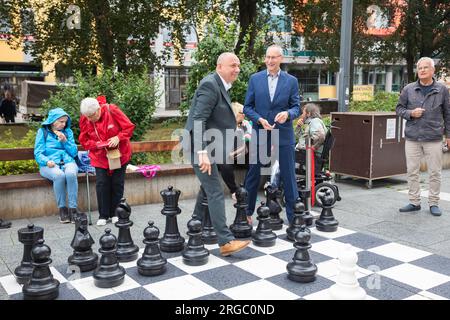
[{"xmin": 0, "ymin": 0, "xmax": 186, "ymax": 73}]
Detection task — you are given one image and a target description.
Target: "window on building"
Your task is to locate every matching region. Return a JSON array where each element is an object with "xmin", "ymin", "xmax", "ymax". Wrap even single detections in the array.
[{"xmin": 164, "ymin": 67, "xmax": 189, "ymax": 110}]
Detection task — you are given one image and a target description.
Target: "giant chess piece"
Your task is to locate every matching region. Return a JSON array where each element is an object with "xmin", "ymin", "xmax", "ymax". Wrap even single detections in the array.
[
  {"xmin": 252, "ymin": 202, "xmax": 277, "ymax": 247},
  {"xmin": 199, "ymin": 187, "xmax": 218, "ymax": 244},
  {"xmin": 68, "ymin": 213, "xmax": 98, "ymax": 272},
  {"xmin": 329, "ymin": 244, "xmax": 366, "ymax": 300},
  {"xmin": 115, "ymin": 198, "xmax": 139, "ymax": 262},
  {"xmin": 315, "ymin": 189, "xmax": 339, "ymax": 232},
  {"xmin": 286, "ymin": 201, "xmax": 305, "ymax": 241},
  {"xmin": 93, "ymin": 228, "xmax": 126, "ymax": 288},
  {"xmin": 137, "ymin": 221, "xmax": 167, "ymax": 276},
  {"xmin": 286, "ymin": 225, "xmax": 317, "ymax": 283},
  {"xmin": 298, "ymin": 188, "xmax": 313, "ymax": 226},
  {"xmin": 230, "ymin": 185, "xmax": 252, "ymax": 238},
  {"xmin": 22, "ymin": 239, "xmax": 60, "ymax": 300},
  {"xmin": 182, "ymin": 216, "xmax": 209, "ymax": 266},
  {"xmin": 14, "ymin": 224, "xmax": 43, "ymax": 284},
  {"xmin": 265, "ymin": 185, "xmax": 284, "ymax": 230},
  {"xmin": 160, "ymin": 186, "xmax": 185, "ymax": 252}
]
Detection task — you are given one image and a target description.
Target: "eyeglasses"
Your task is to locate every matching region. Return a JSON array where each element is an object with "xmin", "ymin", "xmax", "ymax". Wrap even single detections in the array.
[{"xmin": 265, "ymin": 55, "xmax": 281, "ymax": 60}]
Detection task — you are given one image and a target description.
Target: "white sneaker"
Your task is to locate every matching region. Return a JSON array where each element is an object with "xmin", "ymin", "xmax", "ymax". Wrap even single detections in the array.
[
  {"xmin": 96, "ymin": 219, "xmax": 107, "ymax": 226},
  {"xmin": 111, "ymin": 216, "xmax": 119, "ymax": 224}
]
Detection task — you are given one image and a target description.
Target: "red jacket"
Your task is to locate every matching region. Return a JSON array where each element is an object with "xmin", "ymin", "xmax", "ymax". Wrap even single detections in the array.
[{"xmin": 79, "ymin": 104, "xmax": 135, "ymax": 169}]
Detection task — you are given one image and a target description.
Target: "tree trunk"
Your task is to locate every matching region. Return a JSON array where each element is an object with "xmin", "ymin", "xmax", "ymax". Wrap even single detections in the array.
[
  {"xmin": 235, "ymin": 0, "xmax": 257, "ymax": 57},
  {"xmin": 87, "ymin": 0, "xmax": 115, "ymax": 69}
]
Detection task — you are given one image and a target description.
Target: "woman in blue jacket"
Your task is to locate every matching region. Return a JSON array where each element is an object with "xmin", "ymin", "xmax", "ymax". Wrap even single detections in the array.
[{"xmin": 34, "ymin": 108, "xmax": 79, "ymax": 223}]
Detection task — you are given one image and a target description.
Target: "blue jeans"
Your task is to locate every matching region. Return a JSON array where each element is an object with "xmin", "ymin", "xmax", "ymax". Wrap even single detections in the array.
[{"xmin": 40, "ymin": 162, "xmax": 78, "ymax": 208}]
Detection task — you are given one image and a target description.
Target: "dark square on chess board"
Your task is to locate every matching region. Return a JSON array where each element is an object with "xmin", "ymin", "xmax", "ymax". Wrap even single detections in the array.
[{"xmin": 2, "ymin": 225, "xmax": 450, "ymax": 300}]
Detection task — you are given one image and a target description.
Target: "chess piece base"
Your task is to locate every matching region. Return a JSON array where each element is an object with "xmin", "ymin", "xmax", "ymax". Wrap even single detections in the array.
[
  {"xmin": 93, "ymin": 265, "xmax": 125, "ymax": 288},
  {"xmin": 160, "ymin": 236, "xmax": 185, "ymax": 252},
  {"xmin": 116, "ymin": 246, "xmax": 139, "ymax": 262},
  {"xmin": 23, "ymin": 280, "xmax": 60, "ymax": 300},
  {"xmin": 182, "ymin": 249, "xmax": 209, "ymax": 266},
  {"xmin": 287, "ymin": 262, "xmax": 317, "ymax": 283},
  {"xmin": 230, "ymin": 224, "xmax": 252, "ymax": 239},
  {"xmin": 68, "ymin": 252, "xmax": 98, "ymax": 272},
  {"xmin": 315, "ymin": 220, "xmax": 338, "ymax": 232},
  {"xmin": 329, "ymin": 283, "xmax": 366, "ymax": 300},
  {"xmin": 137, "ymin": 264, "xmax": 166, "ymax": 276},
  {"xmin": 14, "ymin": 265, "xmax": 33, "ymax": 285}
]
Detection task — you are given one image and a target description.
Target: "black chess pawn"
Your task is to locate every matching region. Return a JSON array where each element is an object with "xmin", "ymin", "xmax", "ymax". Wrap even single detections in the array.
[
  {"xmin": 182, "ymin": 216, "xmax": 209, "ymax": 266},
  {"xmin": 22, "ymin": 239, "xmax": 60, "ymax": 300},
  {"xmin": 137, "ymin": 221, "xmax": 167, "ymax": 276},
  {"xmin": 252, "ymin": 202, "xmax": 277, "ymax": 247},
  {"xmin": 159, "ymin": 186, "xmax": 185, "ymax": 252},
  {"xmin": 265, "ymin": 185, "xmax": 284, "ymax": 230},
  {"xmin": 230, "ymin": 185, "xmax": 252, "ymax": 238},
  {"xmin": 68, "ymin": 213, "xmax": 98, "ymax": 272},
  {"xmin": 286, "ymin": 201, "xmax": 305, "ymax": 241},
  {"xmin": 14, "ymin": 224, "xmax": 44, "ymax": 284},
  {"xmin": 286, "ymin": 225, "xmax": 317, "ymax": 283},
  {"xmin": 315, "ymin": 190, "xmax": 339, "ymax": 232},
  {"xmin": 199, "ymin": 186, "xmax": 218, "ymax": 244},
  {"xmin": 115, "ymin": 198, "xmax": 139, "ymax": 262},
  {"xmin": 298, "ymin": 188, "xmax": 313, "ymax": 226},
  {"xmin": 93, "ymin": 228, "xmax": 126, "ymax": 288}
]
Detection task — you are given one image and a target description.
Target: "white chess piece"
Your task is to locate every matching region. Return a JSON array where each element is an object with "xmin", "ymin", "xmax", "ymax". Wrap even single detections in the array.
[{"xmin": 329, "ymin": 244, "xmax": 366, "ymax": 300}]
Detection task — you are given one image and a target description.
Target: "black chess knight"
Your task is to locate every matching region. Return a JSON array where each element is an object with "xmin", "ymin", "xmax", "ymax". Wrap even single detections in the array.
[
  {"xmin": 68, "ymin": 213, "xmax": 98, "ymax": 272},
  {"xmin": 230, "ymin": 185, "xmax": 252, "ymax": 238},
  {"xmin": 93, "ymin": 229, "xmax": 126, "ymax": 288},
  {"xmin": 22, "ymin": 239, "xmax": 60, "ymax": 300},
  {"xmin": 115, "ymin": 198, "xmax": 139, "ymax": 262},
  {"xmin": 160, "ymin": 186, "xmax": 185, "ymax": 252},
  {"xmin": 265, "ymin": 185, "xmax": 284, "ymax": 230},
  {"xmin": 14, "ymin": 224, "xmax": 44, "ymax": 284},
  {"xmin": 137, "ymin": 221, "xmax": 167, "ymax": 276}
]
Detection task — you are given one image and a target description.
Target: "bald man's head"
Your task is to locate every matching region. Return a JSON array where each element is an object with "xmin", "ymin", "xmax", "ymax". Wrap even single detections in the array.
[{"xmin": 216, "ymin": 52, "xmax": 240, "ymax": 84}]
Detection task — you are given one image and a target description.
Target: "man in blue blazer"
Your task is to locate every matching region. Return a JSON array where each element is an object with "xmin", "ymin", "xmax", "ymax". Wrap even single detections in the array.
[{"xmin": 244, "ymin": 45, "xmax": 301, "ymax": 223}]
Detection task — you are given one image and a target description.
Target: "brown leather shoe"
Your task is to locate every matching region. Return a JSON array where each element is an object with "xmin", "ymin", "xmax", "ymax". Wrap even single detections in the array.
[{"xmin": 220, "ymin": 240, "xmax": 251, "ymax": 256}]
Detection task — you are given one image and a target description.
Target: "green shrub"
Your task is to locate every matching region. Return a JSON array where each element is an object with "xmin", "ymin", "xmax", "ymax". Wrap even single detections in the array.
[
  {"xmin": 41, "ymin": 68, "xmax": 160, "ymax": 142},
  {"xmin": 0, "ymin": 129, "xmax": 39, "ymax": 175},
  {"xmin": 349, "ymin": 92, "xmax": 400, "ymax": 112}
]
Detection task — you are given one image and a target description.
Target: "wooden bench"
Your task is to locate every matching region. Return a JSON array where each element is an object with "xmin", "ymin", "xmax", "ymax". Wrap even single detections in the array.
[{"xmin": 0, "ymin": 140, "xmax": 203, "ymax": 220}]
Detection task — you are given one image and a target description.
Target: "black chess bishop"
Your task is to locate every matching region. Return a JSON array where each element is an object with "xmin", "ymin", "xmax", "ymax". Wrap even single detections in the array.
[
  {"xmin": 137, "ymin": 221, "xmax": 167, "ymax": 276},
  {"xmin": 93, "ymin": 228, "xmax": 126, "ymax": 288}
]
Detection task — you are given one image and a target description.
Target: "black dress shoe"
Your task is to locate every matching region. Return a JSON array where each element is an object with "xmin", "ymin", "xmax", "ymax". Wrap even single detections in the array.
[
  {"xmin": 399, "ymin": 204, "xmax": 421, "ymax": 212},
  {"xmin": 0, "ymin": 219, "xmax": 12, "ymax": 229},
  {"xmin": 430, "ymin": 206, "xmax": 442, "ymax": 216}
]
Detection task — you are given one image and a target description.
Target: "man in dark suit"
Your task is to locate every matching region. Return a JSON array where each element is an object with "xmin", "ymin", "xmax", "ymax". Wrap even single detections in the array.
[
  {"xmin": 185, "ymin": 52, "xmax": 251, "ymax": 256},
  {"xmin": 244, "ymin": 45, "xmax": 301, "ymax": 223}
]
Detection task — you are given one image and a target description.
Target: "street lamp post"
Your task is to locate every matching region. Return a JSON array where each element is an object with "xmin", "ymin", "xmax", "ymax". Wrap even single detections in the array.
[{"xmin": 338, "ymin": 0, "xmax": 353, "ymax": 112}]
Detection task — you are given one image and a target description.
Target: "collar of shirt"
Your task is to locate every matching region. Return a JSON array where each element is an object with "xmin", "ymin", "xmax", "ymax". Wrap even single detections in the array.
[
  {"xmin": 218, "ymin": 74, "xmax": 232, "ymax": 91},
  {"xmin": 267, "ymin": 70, "xmax": 281, "ymax": 79}
]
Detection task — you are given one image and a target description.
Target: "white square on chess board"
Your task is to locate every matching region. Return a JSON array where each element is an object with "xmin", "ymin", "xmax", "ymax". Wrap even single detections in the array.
[
  {"xmin": 143, "ymin": 275, "xmax": 217, "ymax": 300},
  {"xmin": 249, "ymin": 237, "xmax": 293, "ymax": 255},
  {"xmin": 69, "ymin": 275, "xmax": 140, "ymax": 300},
  {"xmin": 232, "ymin": 255, "xmax": 287, "ymax": 279},
  {"xmin": 311, "ymin": 239, "xmax": 363, "ymax": 259},
  {"xmin": 310, "ymin": 226, "xmax": 356, "ymax": 239},
  {"xmin": 167, "ymin": 253, "xmax": 229, "ymax": 274},
  {"xmin": 368, "ymin": 243, "xmax": 431, "ymax": 262},
  {"xmin": 221, "ymin": 279, "xmax": 299, "ymax": 300}
]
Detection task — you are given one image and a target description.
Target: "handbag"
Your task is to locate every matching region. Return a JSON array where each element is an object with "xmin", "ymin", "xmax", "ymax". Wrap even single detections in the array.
[{"xmin": 106, "ymin": 148, "xmax": 121, "ymax": 170}]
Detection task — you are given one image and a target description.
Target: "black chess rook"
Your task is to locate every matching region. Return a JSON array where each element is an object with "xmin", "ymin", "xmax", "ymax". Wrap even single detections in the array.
[
  {"xmin": 137, "ymin": 221, "xmax": 167, "ymax": 276},
  {"xmin": 14, "ymin": 224, "xmax": 44, "ymax": 285},
  {"xmin": 252, "ymin": 202, "xmax": 277, "ymax": 247},
  {"xmin": 286, "ymin": 225, "xmax": 317, "ymax": 283},
  {"xmin": 182, "ymin": 217, "xmax": 209, "ymax": 266},
  {"xmin": 68, "ymin": 213, "xmax": 98, "ymax": 272},
  {"xmin": 22, "ymin": 239, "xmax": 60, "ymax": 300},
  {"xmin": 159, "ymin": 186, "xmax": 185, "ymax": 252},
  {"xmin": 230, "ymin": 185, "xmax": 252, "ymax": 238},
  {"xmin": 93, "ymin": 228, "xmax": 126, "ymax": 288},
  {"xmin": 315, "ymin": 190, "xmax": 339, "ymax": 232},
  {"xmin": 115, "ymin": 198, "xmax": 139, "ymax": 262}
]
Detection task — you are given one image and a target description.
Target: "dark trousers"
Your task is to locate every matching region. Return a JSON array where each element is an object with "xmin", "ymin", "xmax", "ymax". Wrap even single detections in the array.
[
  {"xmin": 217, "ymin": 164, "xmax": 238, "ymax": 194},
  {"xmin": 95, "ymin": 163, "xmax": 127, "ymax": 219},
  {"xmin": 4, "ymin": 115, "xmax": 15, "ymax": 123}
]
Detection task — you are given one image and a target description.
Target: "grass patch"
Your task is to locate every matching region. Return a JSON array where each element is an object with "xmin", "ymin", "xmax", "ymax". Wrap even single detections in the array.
[{"xmin": 142, "ymin": 119, "xmax": 186, "ymax": 141}]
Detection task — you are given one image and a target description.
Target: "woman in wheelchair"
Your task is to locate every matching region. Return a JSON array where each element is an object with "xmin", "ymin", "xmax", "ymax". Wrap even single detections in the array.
[{"xmin": 295, "ymin": 103, "xmax": 328, "ymax": 176}]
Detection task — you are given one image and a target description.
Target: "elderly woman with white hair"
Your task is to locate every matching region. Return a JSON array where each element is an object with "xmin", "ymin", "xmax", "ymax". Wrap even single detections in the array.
[{"xmin": 79, "ymin": 96, "xmax": 135, "ymax": 226}]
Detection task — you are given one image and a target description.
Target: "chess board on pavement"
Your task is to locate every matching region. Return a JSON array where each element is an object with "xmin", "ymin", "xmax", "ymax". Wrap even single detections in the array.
[{"xmin": 1, "ymin": 225, "xmax": 450, "ymax": 301}]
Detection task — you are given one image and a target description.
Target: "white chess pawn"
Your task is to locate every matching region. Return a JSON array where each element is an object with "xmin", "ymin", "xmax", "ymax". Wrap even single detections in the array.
[{"xmin": 329, "ymin": 244, "xmax": 366, "ymax": 300}]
